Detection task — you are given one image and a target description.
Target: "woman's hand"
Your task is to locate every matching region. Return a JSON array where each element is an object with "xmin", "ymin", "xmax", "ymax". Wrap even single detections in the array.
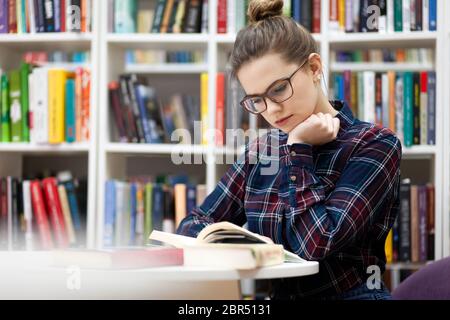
[{"xmin": 287, "ymin": 112, "xmax": 340, "ymax": 146}]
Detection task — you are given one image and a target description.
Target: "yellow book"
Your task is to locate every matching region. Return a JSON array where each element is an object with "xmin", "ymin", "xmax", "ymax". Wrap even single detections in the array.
[
  {"xmin": 200, "ymin": 72, "xmax": 209, "ymax": 145},
  {"xmin": 174, "ymin": 183, "xmax": 187, "ymax": 229},
  {"xmin": 338, "ymin": 0, "xmax": 345, "ymax": 31},
  {"xmin": 385, "ymin": 229, "xmax": 393, "ymax": 264},
  {"xmin": 48, "ymin": 70, "xmax": 74, "ymax": 144}
]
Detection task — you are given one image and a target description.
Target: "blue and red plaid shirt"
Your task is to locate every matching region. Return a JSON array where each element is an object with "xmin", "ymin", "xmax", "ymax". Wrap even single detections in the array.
[{"xmin": 177, "ymin": 100, "xmax": 402, "ymax": 298}]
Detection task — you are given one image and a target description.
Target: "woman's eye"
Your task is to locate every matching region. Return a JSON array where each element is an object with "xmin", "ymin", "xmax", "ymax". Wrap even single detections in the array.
[
  {"xmin": 251, "ymin": 97, "xmax": 263, "ymax": 105},
  {"xmin": 272, "ymin": 84, "xmax": 287, "ymax": 94}
]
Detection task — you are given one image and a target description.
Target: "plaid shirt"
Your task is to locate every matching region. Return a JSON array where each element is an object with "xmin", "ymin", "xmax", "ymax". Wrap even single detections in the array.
[{"xmin": 177, "ymin": 100, "xmax": 402, "ymax": 298}]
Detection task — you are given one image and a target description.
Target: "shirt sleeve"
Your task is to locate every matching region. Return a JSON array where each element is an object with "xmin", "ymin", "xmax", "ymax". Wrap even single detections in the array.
[
  {"xmin": 176, "ymin": 145, "xmax": 249, "ymax": 238},
  {"xmin": 282, "ymin": 129, "xmax": 402, "ymax": 261}
]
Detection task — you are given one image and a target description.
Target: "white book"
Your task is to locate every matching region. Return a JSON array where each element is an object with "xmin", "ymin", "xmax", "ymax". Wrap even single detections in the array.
[
  {"xmin": 227, "ymin": 0, "xmax": 236, "ymax": 34},
  {"xmin": 403, "ymin": 0, "xmax": 411, "ymax": 32},
  {"xmin": 382, "ymin": 73, "xmax": 389, "ymax": 128},
  {"xmin": 395, "ymin": 74, "xmax": 404, "ymax": 144},
  {"xmin": 422, "ymin": 0, "xmax": 429, "ymax": 32},
  {"xmin": 22, "ymin": 180, "xmax": 34, "ymax": 251},
  {"xmin": 363, "ymin": 71, "xmax": 376, "ymax": 124},
  {"xmin": 114, "ymin": 181, "xmax": 126, "ymax": 246},
  {"xmin": 32, "ymin": 68, "xmax": 49, "ymax": 144},
  {"xmin": 420, "ymin": 75, "xmax": 428, "ymax": 145},
  {"xmin": 409, "ymin": 0, "xmax": 416, "ymax": 31},
  {"xmin": 387, "ymin": 0, "xmax": 394, "ymax": 33},
  {"xmin": 345, "ymin": 0, "xmax": 353, "ymax": 32},
  {"xmin": 28, "ymin": 0, "xmax": 36, "ymax": 33},
  {"xmin": 357, "ymin": 72, "xmax": 365, "ymax": 121}
]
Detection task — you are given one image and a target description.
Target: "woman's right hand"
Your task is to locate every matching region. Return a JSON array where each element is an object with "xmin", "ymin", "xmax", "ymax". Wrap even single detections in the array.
[{"xmin": 287, "ymin": 112, "xmax": 340, "ymax": 146}]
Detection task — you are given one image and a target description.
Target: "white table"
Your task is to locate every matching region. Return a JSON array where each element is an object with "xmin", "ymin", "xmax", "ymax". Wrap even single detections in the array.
[{"xmin": 0, "ymin": 252, "xmax": 319, "ymax": 299}]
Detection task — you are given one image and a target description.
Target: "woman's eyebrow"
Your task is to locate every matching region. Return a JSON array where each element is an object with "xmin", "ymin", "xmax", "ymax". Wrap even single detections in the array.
[{"xmin": 246, "ymin": 75, "xmax": 284, "ymax": 96}]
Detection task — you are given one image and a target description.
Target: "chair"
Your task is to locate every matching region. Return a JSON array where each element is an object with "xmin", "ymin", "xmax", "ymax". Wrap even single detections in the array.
[{"xmin": 392, "ymin": 257, "xmax": 450, "ymax": 300}]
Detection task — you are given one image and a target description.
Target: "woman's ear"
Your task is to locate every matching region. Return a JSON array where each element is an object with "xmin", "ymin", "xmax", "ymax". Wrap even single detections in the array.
[{"xmin": 308, "ymin": 53, "xmax": 323, "ymax": 80}]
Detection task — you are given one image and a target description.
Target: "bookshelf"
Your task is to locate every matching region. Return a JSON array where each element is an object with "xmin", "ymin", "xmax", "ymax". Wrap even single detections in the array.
[
  {"xmin": 1, "ymin": 0, "xmax": 449, "ymax": 293},
  {"xmin": 0, "ymin": 0, "xmax": 100, "ymax": 249}
]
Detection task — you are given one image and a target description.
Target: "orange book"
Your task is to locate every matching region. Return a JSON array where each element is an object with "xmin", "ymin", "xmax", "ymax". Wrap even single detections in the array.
[
  {"xmin": 174, "ymin": 184, "xmax": 187, "ymax": 229},
  {"xmin": 388, "ymin": 71, "xmax": 396, "ymax": 132},
  {"xmin": 159, "ymin": 0, "xmax": 175, "ymax": 33}
]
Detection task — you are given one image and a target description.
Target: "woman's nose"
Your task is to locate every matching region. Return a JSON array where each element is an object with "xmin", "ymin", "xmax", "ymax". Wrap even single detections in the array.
[{"xmin": 265, "ymin": 98, "xmax": 284, "ymax": 115}]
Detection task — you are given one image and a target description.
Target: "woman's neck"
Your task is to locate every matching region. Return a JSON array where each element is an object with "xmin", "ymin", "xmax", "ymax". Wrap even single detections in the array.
[{"xmin": 313, "ymin": 93, "xmax": 339, "ymax": 117}]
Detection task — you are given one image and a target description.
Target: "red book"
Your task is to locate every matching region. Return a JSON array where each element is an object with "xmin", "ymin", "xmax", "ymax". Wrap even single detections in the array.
[
  {"xmin": 312, "ymin": 0, "xmax": 321, "ymax": 33},
  {"xmin": 42, "ymin": 177, "xmax": 69, "ymax": 248},
  {"xmin": 52, "ymin": 247, "xmax": 184, "ymax": 269},
  {"xmin": 215, "ymin": 73, "xmax": 225, "ymax": 146},
  {"xmin": 81, "ymin": 68, "xmax": 91, "ymax": 141},
  {"xmin": 30, "ymin": 180, "xmax": 54, "ymax": 249},
  {"xmin": 8, "ymin": 0, "xmax": 17, "ymax": 33},
  {"xmin": 61, "ymin": 0, "xmax": 66, "ymax": 32},
  {"xmin": 217, "ymin": 0, "xmax": 227, "ymax": 34}
]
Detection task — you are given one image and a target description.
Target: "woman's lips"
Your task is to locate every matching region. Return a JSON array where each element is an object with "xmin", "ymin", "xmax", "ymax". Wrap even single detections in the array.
[{"xmin": 275, "ymin": 115, "xmax": 293, "ymax": 126}]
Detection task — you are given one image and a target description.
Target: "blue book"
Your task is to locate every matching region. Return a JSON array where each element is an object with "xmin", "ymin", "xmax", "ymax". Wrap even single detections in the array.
[
  {"xmin": 135, "ymin": 84, "xmax": 153, "ymax": 143},
  {"xmin": 65, "ymin": 79, "xmax": 76, "ymax": 143},
  {"xmin": 186, "ymin": 185, "xmax": 197, "ymax": 216},
  {"xmin": 0, "ymin": 0, "xmax": 8, "ymax": 33},
  {"xmin": 403, "ymin": 72, "xmax": 414, "ymax": 147},
  {"xmin": 62, "ymin": 180, "xmax": 82, "ymax": 231},
  {"xmin": 152, "ymin": 184, "xmax": 164, "ymax": 231},
  {"xmin": 129, "ymin": 182, "xmax": 137, "ymax": 245},
  {"xmin": 429, "ymin": 0, "xmax": 437, "ymax": 31},
  {"xmin": 292, "ymin": 0, "xmax": 301, "ymax": 24},
  {"xmin": 104, "ymin": 180, "xmax": 116, "ymax": 247},
  {"xmin": 53, "ymin": 0, "xmax": 60, "ymax": 32},
  {"xmin": 35, "ymin": 0, "xmax": 45, "ymax": 32}
]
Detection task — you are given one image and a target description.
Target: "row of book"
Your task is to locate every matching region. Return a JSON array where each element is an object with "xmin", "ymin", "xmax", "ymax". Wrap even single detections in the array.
[
  {"xmin": 0, "ymin": 172, "xmax": 87, "ymax": 251},
  {"xmin": 23, "ymin": 50, "xmax": 90, "ymax": 65},
  {"xmin": 330, "ymin": 0, "xmax": 437, "ymax": 33},
  {"xmin": 331, "ymin": 70, "xmax": 436, "ymax": 147},
  {"xmin": 108, "ymin": 74, "xmax": 202, "ymax": 144},
  {"xmin": 218, "ymin": 0, "xmax": 321, "ymax": 35},
  {"xmin": 110, "ymin": 0, "xmax": 208, "ymax": 34},
  {"xmin": 331, "ymin": 48, "xmax": 434, "ymax": 63},
  {"xmin": 0, "ymin": 0, "xmax": 91, "ymax": 34},
  {"xmin": 384, "ymin": 180, "xmax": 435, "ymax": 264},
  {"xmin": 125, "ymin": 49, "xmax": 206, "ymax": 64},
  {"xmin": 0, "ymin": 64, "xmax": 91, "ymax": 144},
  {"xmin": 104, "ymin": 178, "xmax": 207, "ymax": 247}
]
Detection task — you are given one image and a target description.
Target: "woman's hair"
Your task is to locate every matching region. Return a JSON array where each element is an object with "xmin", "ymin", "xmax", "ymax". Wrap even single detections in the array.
[{"xmin": 229, "ymin": 0, "xmax": 319, "ymax": 79}]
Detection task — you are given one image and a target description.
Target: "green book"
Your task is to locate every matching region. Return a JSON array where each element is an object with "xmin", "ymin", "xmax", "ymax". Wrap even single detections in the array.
[
  {"xmin": 115, "ymin": 0, "xmax": 137, "ymax": 33},
  {"xmin": 283, "ymin": 0, "xmax": 291, "ymax": 17},
  {"xmin": 144, "ymin": 183, "xmax": 154, "ymax": 243},
  {"xmin": 1, "ymin": 74, "xmax": 10, "ymax": 142},
  {"xmin": 65, "ymin": 79, "xmax": 76, "ymax": 143},
  {"xmin": 20, "ymin": 63, "xmax": 30, "ymax": 142},
  {"xmin": 403, "ymin": 72, "xmax": 413, "ymax": 148},
  {"xmin": 9, "ymin": 70, "xmax": 22, "ymax": 143},
  {"xmin": 394, "ymin": 0, "xmax": 403, "ymax": 32}
]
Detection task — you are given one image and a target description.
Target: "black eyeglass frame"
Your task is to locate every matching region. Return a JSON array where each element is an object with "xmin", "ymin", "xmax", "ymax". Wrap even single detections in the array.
[{"xmin": 239, "ymin": 59, "xmax": 309, "ymax": 115}]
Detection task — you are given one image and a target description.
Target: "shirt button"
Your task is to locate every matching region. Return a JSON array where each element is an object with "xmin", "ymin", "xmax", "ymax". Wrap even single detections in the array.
[
  {"xmin": 290, "ymin": 151, "xmax": 296, "ymax": 156},
  {"xmin": 290, "ymin": 175, "xmax": 297, "ymax": 182}
]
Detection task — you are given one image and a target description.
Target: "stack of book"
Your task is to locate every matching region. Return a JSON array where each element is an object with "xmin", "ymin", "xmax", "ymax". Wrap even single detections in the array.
[
  {"xmin": 218, "ymin": 0, "xmax": 321, "ymax": 34},
  {"xmin": 108, "ymin": 73, "xmax": 202, "ymax": 144},
  {"xmin": 125, "ymin": 49, "xmax": 206, "ymax": 65},
  {"xmin": 0, "ymin": 171, "xmax": 87, "ymax": 251},
  {"xmin": 385, "ymin": 179, "xmax": 435, "ymax": 264},
  {"xmin": 0, "ymin": 63, "xmax": 91, "ymax": 144},
  {"xmin": 331, "ymin": 70, "xmax": 436, "ymax": 147},
  {"xmin": 104, "ymin": 176, "xmax": 207, "ymax": 248},
  {"xmin": 329, "ymin": 0, "xmax": 437, "ymax": 33},
  {"xmin": 111, "ymin": 0, "xmax": 208, "ymax": 34},
  {"xmin": 0, "ymin": 0, "xmax": 91, "ymax": 34}
]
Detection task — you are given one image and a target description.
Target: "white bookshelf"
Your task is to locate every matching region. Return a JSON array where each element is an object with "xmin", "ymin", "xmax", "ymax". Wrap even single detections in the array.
[
  {"xmin": 0, "ymin": 1, "xmax": 101, "ymax": 249},
  {"xmin": 1, "ymin": 1, "xmax": 448, "ymax": 263}
]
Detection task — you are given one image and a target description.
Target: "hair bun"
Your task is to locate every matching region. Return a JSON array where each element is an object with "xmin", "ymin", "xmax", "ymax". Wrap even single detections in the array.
[{"xmin": 247, "ymin": 0, "xmax": 284, "ymax": 24}]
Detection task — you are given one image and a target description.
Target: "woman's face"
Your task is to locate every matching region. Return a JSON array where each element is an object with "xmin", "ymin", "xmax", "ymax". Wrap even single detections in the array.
[{"xmin": 237, "ymin": 52, "xmax": 320, "ymax": 133}]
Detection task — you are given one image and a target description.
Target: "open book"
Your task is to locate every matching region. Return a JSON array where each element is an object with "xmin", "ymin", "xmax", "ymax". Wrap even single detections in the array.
[{"xmin": 149, "ymin": 222, "xmax": 306, "ymax": 268}]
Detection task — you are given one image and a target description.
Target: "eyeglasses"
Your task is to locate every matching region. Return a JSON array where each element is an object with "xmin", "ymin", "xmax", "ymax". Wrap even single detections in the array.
[{"xmin": 240, "ymin": 60, "xmax": 308, "ymax": 115}]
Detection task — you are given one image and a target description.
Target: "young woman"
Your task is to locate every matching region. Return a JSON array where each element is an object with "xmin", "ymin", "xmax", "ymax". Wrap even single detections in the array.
[{"xmin": 177, "ymin": 0, "xmax": 402, "ymax": 300}]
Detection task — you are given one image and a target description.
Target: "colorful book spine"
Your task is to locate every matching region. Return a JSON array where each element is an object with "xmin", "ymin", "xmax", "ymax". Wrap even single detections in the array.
[
  {"xmin": 104, "ymin": 180, "xmax": 116, "ymax": 247},
  {"xmin": 1, "ymin": 74, "xmax": 10, "ymax": 142},
  {"xmin": 9, "ymin": 70, "xmax": 23, "ymax": 142},
  {"xmin": 65, "ymin": 79, "xmax": 76, "ymax": 143}
]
